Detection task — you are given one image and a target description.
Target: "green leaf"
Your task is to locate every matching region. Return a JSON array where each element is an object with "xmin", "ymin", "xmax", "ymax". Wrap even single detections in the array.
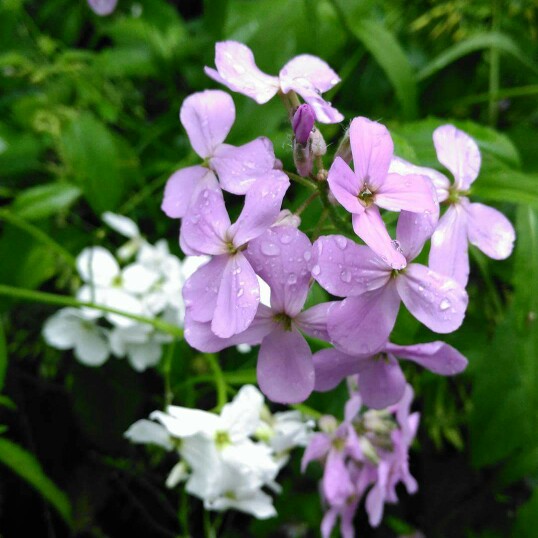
[
  {"xmin": 0, "ymin": 438, "xmax": 72, "ymax": 525},
  {"xmin": 60, "ymin": 112, "xmax": 126, "ymax": 214},
  {"xmin": 417, "ymin": 32, "xmax": 538, "ymax": 81},
  {"xmin": 11, "ymin": 183, "xmax": 81, "ymax": 221},
  {"xmin": 0, "ymin": 321, "xmax": 6, "ymax": 392},
  {"xmin": 472, "ymin": 169, "xmax": 538, "ymax": 209},
  {"xmin": 513, "ymin": 488, "xmax": 538, "ymax": 537},
  {"xmin": 350, "ymin": 19, "xmax": 417, "ymax": 119}
]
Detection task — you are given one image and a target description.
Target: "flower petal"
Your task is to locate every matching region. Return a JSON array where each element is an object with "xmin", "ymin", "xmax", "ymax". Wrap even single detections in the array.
[
  {"xmin": 212, "ymin": 252, "xmax": 260, "ymax": 338},
  {"xmin": 311, "ymin": 235, "xmax": 391, "ymax": 297},
  {"xmin": 429, "ymin": 204, "xmax": 470, "ymax": 286},
  {"xmin": 74, "ymin": 324, "xmax": 110, "ymax": 366},
  {"xmin": 389, "ymin": 156, "xmax": 451, "ymax": 203},
  {"xmin": 295, "ymin": 301, "xmax": 336, "ymax": 342},
  {"xmin": 205, "ymin": 41, "xmax": 280, "ymax": 104},
  {"xmin": 77, "ymin": 246, "xmax": 119, "ymax": 286},
  {"xmin": 184, "ymin": 306, "xmax": 273, "ymax": 353},
  {"xmin": 396, "ymin": 209, "xmax": 439, "ymax": 262},
  {"xmin": 465, "ymin": 202, "xmax": 515, "ymax": 260},
  {"xmin": 396, "ymin": 263, "xmax": 468, "ymax": 333},
  {"xmin": 257, "ymin": 327, "xmax": 314, "ymax": 404},
  {"xmin": 183, "ymin": 255, "xmax": 228, "ymax": 322},
  {"xmin": 87, "ymin": 0, "xmax": 117, "ymax": 16},
  {"xmin": 349, "ymin": 117, "xmax": 393, "ymax": 191},
  {"xmin": 246, "ymin": 226, "xmax": 312, "ymax": 316},
  {"xmin": 228, "ymin": 171, "xmax": 289, "ymax": 247},
  {"xmin": 124, "ymin": 420, "xmax": 173, "ymax": 450},
  {"xmin": 386, "ymin": 341, "xmax": 468, "ymax": 375},
  {"xmin": 301, "ymin": 433, "xmax": 331, "ymax": 471},
  {"xmin": 327, "ymin": 156, "xmax": 363, "ymax": 214},
  {"xmin": 102, "ymin": 212, "xmax": 140, "ymax": 238},
  {"xmin": 180, "ymin": 90, "xmax": 235, "ymax": 159},
  {"xmin": 180, "ymin": 186, "xmax": 230, "ymax": 255},
  {"xmin": 328, "ymin": 283, "xmax": 400, "ymax": 356},
  {"xmin": 211, "ymin": 137, "xmax": 275, "ymax": 195},
  {"xmin": 352, "ymin": 207, "xmax": 407, "ymax": 270},
  {"xmin": 357, "ymin": 355, "xmax": 407, "ymax": 409},
  {"xmin": 161, "ymin": 166, "xmax": 214, "ymax": 219},
  {"xmin": 323, "ymin": 450, "xmax": 355, "ymax": 505},
  {"xmin": 151, "ymin": 408, "xmax": 220, "ymax": 438},
  {"xmin": 221, "ymin": 385, "xmax": 264, "ymax": 441},
  {"xmin": 375, "ymin": 172, "xmax": 438, "ymax": 214},
  {"xmin": 279, "ymin": 54, "xmax": 340, "ymax": 94},
  {"xmin": 312, "ymin": 348, "xmax": 361, "ymax": 392},
  {"xmin": 433, "ymin": 124, "xmax": 481, "ymax": 190}
]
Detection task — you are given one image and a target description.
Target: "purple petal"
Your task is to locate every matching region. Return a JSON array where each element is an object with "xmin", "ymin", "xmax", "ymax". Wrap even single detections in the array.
[
  {"xmin": 396, "ymin": 209, "xmax": 439, "ymax": 262},
  {"xmin": 229, "ymin": 171, "xmax": 290, "ymax": 247},
  {"xmin": 323, "ymin": 450, "xmax": 355, "ymax": 505},
  {"xmin": 279, "ymin": 55, "xmax": 341, "ymax": 94},
  {"xmin": 184, "ymin": 307, "xmax": 273, "ymax": 353},
  {"xmin": 257, "ymin": 327, "xmax": 314, "ymax": 404},
  {"xmin": 313, "ymin": 348, "xmax": 362, "ymax": 392},
  {"xmin": 180, "ymin": 187, "xmax": 231, "ymax": 255},
  {"xmin": 204, "ymin": 41, "xmax": 280, "ymax": 104},
  {"xmin": 211, "ymin": 252, "xmax": 260, "ymax": 338},
  {"xmin": 295, "ymin": 301, "xmax": 337, "ymax": 342},
  {"xmin": 396, "ymin": 263, "xmax": 468, "ymax": 333},
  {"xmin": 183, "ymin": 255, "xmax": 227, "ymax": 322},
  {"xmin": 433, "ymin": 124, "xmax": 481, "ymax": 190},
  {"xmin": 328, "ymin": 283, "xmax": 400, "ymax": 356},
  {"xmin": 365, "ymin": 461, "xmax": 389, "ymax": 527},
  {"xmin": 211, "ymin": 137, "xmax": 275, "ymax": 195},
  {"xmin": 357, "ymin": 355, "xmax": 407, "ymax": 409},
  {"xmin": 87, "ymin": 0, "xmax": 117, "ymax": 16},
  {"xmin": 301, "ymin": 433, "xmax": 331, "ymax": 471},
  {"xmin": 300, "ymin": 90, "xmax": 344, "ymax": 124},
  {"xmin": 386, "ymin": 341, "xmax": 468, "ymax": 375},
  {"xmin": 247, "ymin": 226, "xmax": 312, "ymax": 316},
  {"xmin": 161, "ymin": 166, "xmax": 214, "ymax": 219},
  {"xmin": 311, "ymin": 235, "xmax": 391, "ymax": 297},
  {"xmin": 349, "ymin": 117, "xmax": 393, "ymax": 191},
  {"xmin": 465, "ymin": 202, "xmax": 515, "ymax": 260},
  {"xmin": 389, "ymin": 156, "xmax": 451, "ymax": 203},
  {"xmin": 429, "ymin": 204, "xmax": 470, "ymax": 286},
  {"xmin": 352, "ymin": 207, "xmax": 407, "ymax": 270},
  {"xmin": 180, "ymin": 90, "xmax": 235, "ymax": 159},
  {"xmin": 375, "ymin": 173, "xmax": 438, "ymax": 214},
  {"xmin": 327, "ymin": 157, "xmax": 363, "ymax": 214}
]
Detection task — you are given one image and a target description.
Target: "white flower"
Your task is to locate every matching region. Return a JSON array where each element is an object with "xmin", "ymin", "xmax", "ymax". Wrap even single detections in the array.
[
  {"xmin": 124, "ymin": 419, "xmax": 173, "ymax": 450},
  {"xmin": 42, "ymin": 308, "xmax": 110, "ymax": 366},
  {"xmin": 102, "ymin": 212, "xmax": 145, "ymax": 260}
]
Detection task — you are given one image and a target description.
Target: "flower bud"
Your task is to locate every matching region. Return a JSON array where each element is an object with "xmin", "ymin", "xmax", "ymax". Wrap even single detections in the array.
[
  {"xmin": 293, "ymin": 139, "xmax": 313, "ymax": 177},
  {"xmin": 310, "ymin": 127, "xmax": 327, "ymax": 157},
  {"xmin": 335, "ymin": 128, "xmax": 352, "ymax": 164},
  {"xmin": 292, "ymin": 104, "xmax": 315, "ymax": 146}
]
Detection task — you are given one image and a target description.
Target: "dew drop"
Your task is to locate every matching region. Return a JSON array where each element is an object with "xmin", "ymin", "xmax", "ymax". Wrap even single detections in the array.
[
  {"xmin": 303, "ymin": 250, "xmax": 312, "ymax": 262},
  {"xmin": 280, "ymin": 233, "xmax": 293, "ymax": 245},
  {"xmin": 236, "ymin": 288, "xmax": 244, "ymax": 298},
  {"xmin": 261, "ymin": 242, "xmax": 280, "ymax": 257},
  {"xmin": 440, "ymin": 298, "xmax": 451, "ymax": 311},
  {"xmin": 391, "ymin": 240, "xmax": 403, "ymax": 253},
  {"xmin": 340, "ymin": 270, "xmax": 351, "ymax": 283},
  {"xmin": 287, "ymin": 273, "xmax": 297, "ymax": 284},
  {"xmin": 232, "ymin": 266, "xmax": 242, "ymax": 275},
  {"xmin": 312, "ymin": 264, "xmax": 321, "ymax": 276},
  {"xmin": 335, "ymin": 236, "xmax": 347, "ymax": 250}
]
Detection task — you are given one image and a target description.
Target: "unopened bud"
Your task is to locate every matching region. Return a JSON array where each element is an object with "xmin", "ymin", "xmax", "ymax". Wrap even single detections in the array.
[
  {"xmin": 359, "ymin": 437, "xmax": 380, "ymax": 464},
  {"xmin": 310, "ymin": 127, "xmax": 327, "ymax": 157},
  {"xmin": 335, "ymin": 128, "xmax": 352, "ymax": 164},
  {"xmin": 292, "ymin": 104, "xmax": 315, "ymax": 146},
  {"xmin": 293, "ymin": 139, "xmax": 313, "ymax": 177}
]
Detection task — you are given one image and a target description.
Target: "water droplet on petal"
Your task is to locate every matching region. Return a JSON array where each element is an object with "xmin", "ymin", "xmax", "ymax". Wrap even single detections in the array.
[
  {"xmin": 279, "ymin": 233, "xmax": 293, "ymax": 245},
  {"xmin": 335, "ymin": 236, "xmax": 347, "ymax": 250},
  {"xmin": 440, "ymin": 298, "xmax": 451, "ymax": 311},
  {"xmin": 312, "ymin": 264, "xmax": 321, "ymax": 276},
  {"xmin": 236, "ymin": 288, "xmax": 244, "ymax": 298},
  {"xmin": 261, "ymin": 241, "xmax": 280, "ymax": 257},
  {"xmin": 287, "ymin": 273, "xmax": 297, "ymax": 284},
  {"xmin": 340, "ymin": 270, "xmax": 351, "ymax": 283},
  {"xmin": 303, "ymin": 250, "xmax": 312, "ymax": 262}
]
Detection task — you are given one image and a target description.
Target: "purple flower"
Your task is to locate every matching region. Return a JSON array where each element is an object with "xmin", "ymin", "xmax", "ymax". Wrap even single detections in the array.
[
  {"xmin": 311, "ymin": 211, "xmax": 468, "ymax": 355},
  {"xmin": 162, "ymin": 90, "xmax": 275, "ymax": 219},
  {"xmin": 313, "ymin": 341, "xmax": 468, "ymax": 408},
  {"xmin": 184, "ymin": 226, "xmax": 333, "ymax": 403},
  {"xmin": 390, "ymin": 125, "xmax": 516, "ymax": 285},
  {"xmin": 181, "ymin": 173, "xmax": 289, "ymax": 338},
  {"xmin": 87, "ymin": 0, "xmax": 117, "ymax": 15},
  {"xmin": 204, "ymin": 41, "xmax": 343, "ymax": 124},
  {"xmin": 327, "ymin": 117, "xmax": 438, "ymax": 269},
  {"xmin": 293, "ymin": 104, "xmax": 316, "ymax": 146}
]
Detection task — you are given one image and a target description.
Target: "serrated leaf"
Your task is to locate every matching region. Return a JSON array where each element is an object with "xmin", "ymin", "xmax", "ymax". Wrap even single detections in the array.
[
  {"xmin": 417, "ymin": 32, "xmax": 538, "ymax": 81},
  {"xmin": 11, "ymin": 183, "xmax": 81, "ymax": 220},
  {"xmin": 350, "ymin": 19, "xmax": 417, "ymax": 119},
  {"xmin": 0, "ymin": 438, "xmax": 72, "ymax": 525}
]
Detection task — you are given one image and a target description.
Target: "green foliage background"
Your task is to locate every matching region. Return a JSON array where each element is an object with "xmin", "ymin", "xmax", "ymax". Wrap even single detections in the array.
[{"xmin": 0, "ymin": 0, "xmax": 538, "ymax": 536}]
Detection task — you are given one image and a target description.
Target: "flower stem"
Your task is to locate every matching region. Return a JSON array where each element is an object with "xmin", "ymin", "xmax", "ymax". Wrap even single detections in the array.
[
  {"xmin": 206, "ymin": 354, "xmax": 227, "ymax": 410},
  {"xmin": 283, "ymin": 170, "xmax": 317, "ymax": 191},
  {"xmin": 294, "ymin": 191, "xmax": 320, "ymax": 216},
  {"xmin": 317, "ymin": 181, "xmax": 353, "ymax": 235},
  {"xmin": 0, "ymin": 284, "xmax": 183, "ymax": 338}
]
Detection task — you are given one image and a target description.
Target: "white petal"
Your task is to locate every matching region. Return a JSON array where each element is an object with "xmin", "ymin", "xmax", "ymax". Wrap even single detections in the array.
[
  {"xmin": 76, "ymin": 246, "xmax": 119, "ymax": 286},
  {"xmin": 165, "ymin": 462, "xmax": 189, "ymax": 488},
  {"xmin": 124, "ymin": 419, "xmax": 173, "ymax": 450},
  {"xmin": 102, "ymin": 212, "xmax": 140, "ymax": 239},
  {"xmin": 42, "ymin": 308, "xmax": 83, "ymax": 349},
  {"xmin": 208, "ymin": 489, "xmax": 277, "ymax": 519},
  {"xmin": 151, "ymin": 408, "xmax": 220, "ymax": 438},
  {"xmin": 74, "ymin": 324, "xmax": 110, "ymax": 366},
  {"xmin": 122, "ymin": 263, "xmax": 160, "ymax": 294},
  {"xmin": 221, "ymin": 385, "xmax": 264, "ymax": 442},
  {"xmin": 103, "ymin": 289, "xmax": 146, "ymax": 327}
]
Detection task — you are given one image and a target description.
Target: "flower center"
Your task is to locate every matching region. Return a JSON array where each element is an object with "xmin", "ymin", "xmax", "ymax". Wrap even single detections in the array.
[
  {"xmin": 272, "ymin": 312, "xmax": 293, "ymax": 331},
  {"xmin": 214, "ymin": 430, "xmax": 230, "ymax": 449},
  {"xmin": 358, "ymin": 186, "xmax": 375, "ymax": 207}
]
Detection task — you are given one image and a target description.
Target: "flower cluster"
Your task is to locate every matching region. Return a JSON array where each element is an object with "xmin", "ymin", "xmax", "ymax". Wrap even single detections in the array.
[
  {"xmin": 125, "ymin": 385, "xmax": 313, "ymax": 518},
  {"xmin": 302, "ymin": 385, "xmax": 419, "ymax": 538},
  {"xmin": 42, "ymin": 213, "xmax": 207, "ymax": 370}
]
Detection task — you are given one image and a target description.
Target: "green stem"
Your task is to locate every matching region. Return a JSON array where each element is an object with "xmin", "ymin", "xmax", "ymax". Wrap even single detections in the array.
[
  {"xmin": 488, "ymin": 0, "xmax": 501, "ymax": 127},
  {"xmin": 206, "ymin": 354, "xmax": 227, "ymax": 410},
  {"xmin": 179, "ymin": 488, "xmax": 190, "ymax": 538},
  {"xmin": 203, "ymin": 509, "xmax": 216, "ymax": 538},
  {"xmin": 283, "ymin": 170, "xmax": 317, "ymax": 191},
  {"xmin": 317, "ymin": 181, "xmax": 353, "ymax": 235},
  {"xmin": 0, "ymin": 284, "xmax": 183, "ymax": 338},
  {"xmin": 294, "ymin": 191, "xmax": 320, "ymax": 216},
  {"xmin": 291, "ymin": 403, "xmax": 323, "ymax": 420},
  {"xmin": 0, "ymin": 210, "xmax": 76, "ymax": 267}
]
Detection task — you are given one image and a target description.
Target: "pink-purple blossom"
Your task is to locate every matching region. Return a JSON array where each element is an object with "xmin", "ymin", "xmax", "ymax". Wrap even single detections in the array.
[
  {"xmin": 204, "ymin": 41, "xmax": 343, "ymax": 123},
  {"xmin": 327, "ymin": 117, "xmax": 439, "ymax": 269}
]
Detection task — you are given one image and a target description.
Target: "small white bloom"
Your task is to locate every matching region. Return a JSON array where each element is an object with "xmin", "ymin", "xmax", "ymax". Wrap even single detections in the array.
[
  {"xmin": 124, "ymin": 419, "xmax": 173, "ymax": 450},
  {"xmin": 42, "ymin": 308, "xmax": 110, "ymax": 366},
  {"xmin": 102, "ymin": 212, "xmax": 145, "ymax": 260}
]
